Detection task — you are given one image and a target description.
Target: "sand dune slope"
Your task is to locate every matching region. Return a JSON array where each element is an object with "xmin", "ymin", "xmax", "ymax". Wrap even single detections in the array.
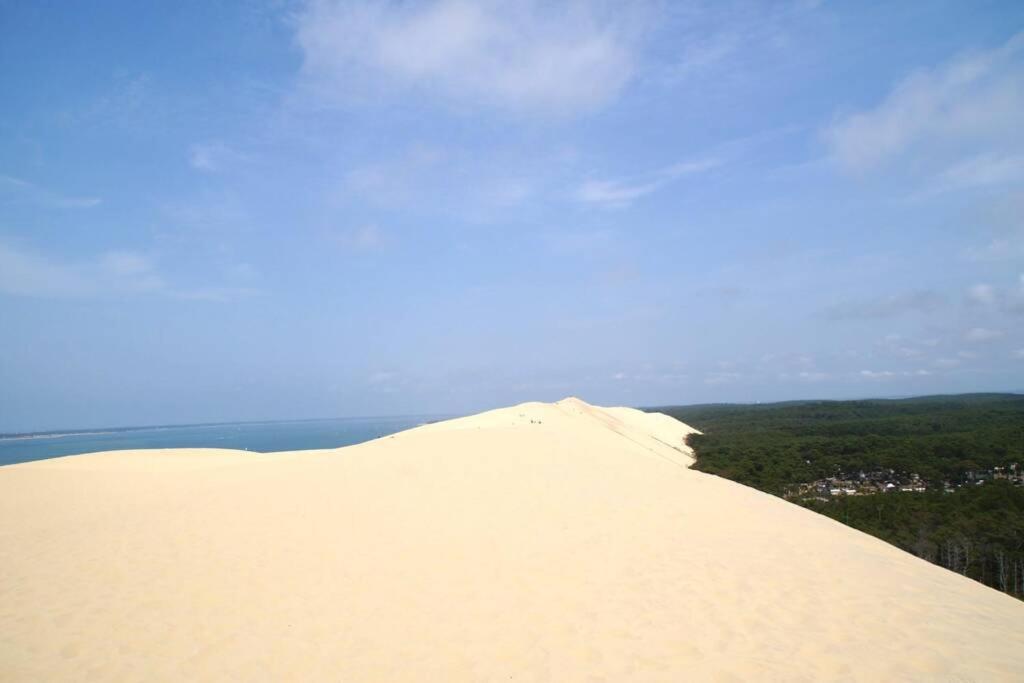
[{"xmin": 2, "ymin": 398, "xmax": 1023, "ymax": 681}]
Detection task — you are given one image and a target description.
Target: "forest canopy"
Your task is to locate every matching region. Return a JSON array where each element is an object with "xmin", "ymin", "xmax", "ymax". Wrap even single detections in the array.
[{"xmin": 649, "ymin": 394, "xmax": 1024, "ymax": 599}]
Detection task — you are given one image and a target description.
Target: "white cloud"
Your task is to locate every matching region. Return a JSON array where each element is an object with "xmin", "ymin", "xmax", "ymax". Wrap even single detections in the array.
[
  {"xmin": 859, "ymin": 370, "xmax": 896, "ymax": 380},
  {"xmin": 965, "ymin": 327, "xmax": 1004, "ymax": 343},
  {"xmin": 0, "ymin": 175, "xmax": 101, "ymax": 209},
  {"xmin": 75, "ymin": 73, "xmax": 154, "ymax": 131},
  {"xmin": 0, "ymin": 242, "xmax": 95, "ymax": 297},
  {"xmin": 0, "ymin": 242, "xmax": 162, "ymax": 298},
  {"xmin": 296, "ymin": 0, "xmax": 641, "ymax": 116},
  {"xmin": 797, "ymin": 371, "xmax": 828, "ymax": 382},
  {"xmin": 962, "ymin": 277, "xmax": 1024, "ymax": 314},
  {"xmin": 704, "ymin": 371, "xmax": 742, "ymax": 385},
  {"xmin": 962, "ymin": 191, "xmax": 1024, "ymax": 261},
  {"xmin": 576, "ymin": 178, "xmax": 662, "ymax": 207},
  {"xmin": 936, "ymin": 154, "xmax": 1024, "ymax": 191},
  {"xmin": 160, "ymin": 192, "xmax": 253, "ymax": 236},
  {"xmin": 337, "ymin": 142, "xmax": 568, "ymax": 219},
  {"xmin": 188, "ymin": 142, "xmax": 250, "ymax": 173},
  {"xmin": 965, "ymin": 237, "xmax": 1024, "ymax": 262},
  {"xmin": 575, "ymin": 158, "xmax": 720, "ymax": 208},
  {"xmin": 875, "ymin": 333, "xmax": 945, "ymax": 362},
  {"xmin": 859, "ymin": 369, "xmax": 930, "ymax": 380},
  {"xmin": 824, "ymin": 31, "xmax": 1024, "ymax": 171},
  {"xmin": 189, "ymin": 145, "xmax": 221, "ymax": 171},
  {"xmin": 822, "ymin": 290, "xmax": 944, "ymax": 319},
  {"xmin": 331, "ymin": 224, "xmax": 388, "ymax": 250},
  {"xmin": 967, "ymin": 283, "xmax": 996, "ymax": 305},
  {"xmin": 1007, "ymin": 274, "xmax": 1024, "ymax": 315},
  {"xmin": 171, "ymin": 286, "xmax": 259, "ymax": 303},
  {"xmin": 0, "ymin": 241, "xmax": 254, "ymax": 302},
  {"xmin": 480, "ymin": 178, "xmax": 534, "ymax": 208},
  {"xmin": 343, "ymin": 144, "xmax": 447, "ymax": 206},
  {"xmin": 100, "ymin": 251, "xmax": 157, "ymax": 277},
  {"xmin": 665, "ymin": 32, "xmax": 739, "ymax": 82},
  {"xmin": 648, "ymin": 2, "xmax": 823, "ymax": 89},
  {"xmin": 1012, "ymin": 348, "xmax": 1024, "ymax": 359}
]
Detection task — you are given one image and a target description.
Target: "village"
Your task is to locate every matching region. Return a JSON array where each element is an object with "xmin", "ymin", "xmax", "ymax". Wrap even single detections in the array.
[{"xmin": 785, "ymin": 463, "xmax": 1024, "ymax": 501}]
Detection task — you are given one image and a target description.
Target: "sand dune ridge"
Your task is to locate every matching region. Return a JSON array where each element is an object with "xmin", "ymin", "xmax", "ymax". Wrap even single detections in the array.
[{"xmin": 2, "ymin": 398, "xmax": 1022, "ymax": 681}]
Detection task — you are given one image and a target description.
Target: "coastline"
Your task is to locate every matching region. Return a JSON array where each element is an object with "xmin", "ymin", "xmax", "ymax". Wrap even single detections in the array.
[{"xmin": 2, "ymin": 398, "xmax": 1022, "ymax": 681}]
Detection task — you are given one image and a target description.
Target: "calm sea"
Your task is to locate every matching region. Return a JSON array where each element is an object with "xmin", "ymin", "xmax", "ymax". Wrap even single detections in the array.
[{"xmin": 0, "ymin": 415, "xmax": 450, "ymax": 467}]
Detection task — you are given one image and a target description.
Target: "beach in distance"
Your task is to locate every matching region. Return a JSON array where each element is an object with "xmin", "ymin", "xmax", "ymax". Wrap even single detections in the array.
[{"xmin": 2, "ymin": 397, "xmax": 1023, "ymax": 681}]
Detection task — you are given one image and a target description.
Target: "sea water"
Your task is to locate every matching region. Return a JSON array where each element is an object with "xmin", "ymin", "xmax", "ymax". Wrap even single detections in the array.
[{"xmin": 0, "ymin": 414, "xmax": 449, "ymax": 467}]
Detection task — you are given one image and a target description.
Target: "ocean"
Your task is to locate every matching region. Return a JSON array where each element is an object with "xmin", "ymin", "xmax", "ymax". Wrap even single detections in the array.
[{"xmin": 0, "ymin": 414, "xmax": 449, "ymax": 467}]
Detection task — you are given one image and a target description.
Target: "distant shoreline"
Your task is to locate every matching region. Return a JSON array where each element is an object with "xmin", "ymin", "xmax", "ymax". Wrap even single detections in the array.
[
  {"xmin": 0, "ymin": 429, "xmax": 128, "ymax": 442},
  {"xmin": 0, "ymin": 413, "xmax": 451, "ymax": 443}
]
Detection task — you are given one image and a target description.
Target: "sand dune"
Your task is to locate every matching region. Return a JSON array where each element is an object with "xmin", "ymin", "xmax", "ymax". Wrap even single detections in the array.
[{"xmin": 2, "ymin": 397, "xmax": 1022, "ymax": 681}]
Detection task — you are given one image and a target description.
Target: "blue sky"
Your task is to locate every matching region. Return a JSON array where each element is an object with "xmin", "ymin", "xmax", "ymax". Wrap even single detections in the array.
[{"xmin": 2, "ymin": 1, "xmax": 1024, "ymax": 431}]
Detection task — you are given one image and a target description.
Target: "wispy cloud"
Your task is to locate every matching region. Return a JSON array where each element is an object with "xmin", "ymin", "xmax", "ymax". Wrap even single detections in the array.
[
  {"xmin": 72, "ymin": 73, "xmax": 154, "ymax": 129},
  {"xmin": 967, "ymin": 283, "xmax": 996, "ymax": 306},
  {"xmin": 0, "ymin": 175, "xmax": 101, "ymax": 209},
  {"xmin": 170, "ymin": 286, "xmax": 260, "ymax": 303},
  {"xmin": 965, "ymin": 327, "xmax": 1004, "ymax": 343},
  {"xmin": 859, "ymin": 369, "xmax": 931, "ymax": 380},
  {"xmin": 336, "ymin": 142, "xmax": 550, "ymax": 218},
  {"xmin": 188, "ymin": 142, "xmax": 252, "ymax": 173},
  {"xmin": 795, "ymin": 370, "xmax": 829, "ymax": 382},
  {"xmin": 1009, "ymin": 275, "xmax": 1024, "ymax": 315},
  {"xmin": 963, "ymin": 276, "xmax": 1024, "ymax": 315},
  {"xmin": 824, "ymin": 31, "xmax": 1024, "ymax": 172},
  {"xmin": 296, "ymin": 0, "xmax": 643, "ymax": 116},
  {"xmin": 648, "ymin": 1, "xmax": 823, "ymax": 88},
  {"xmin": 160, "ymin": 192, "xmax": 251, "ymax": 233},
  {"xmin": 704, "ymin": 371, "xmax": 742, "ymax": 386},
  {"xmin": 575, "ymin": 158, "xmax": 720, "ymax": 208},
  {"xmin": 343, "ymin": 143, "xmax": 447, "ymax": 206},
  {"xmin": 965, "ymin": 237, "xmax": 1024, "ymax": 262},
  {"xmin": 0, "ymin": 242, "xmax": 161, "ymax": 298},
  {"xmin": 328, "ymin": 224, "xmax": 389, "ymax": 251},
  {"xmin": 667, "ymin": 32, "xmax": 739, "ymax": 81},
  {"xmin": 859, "ymin": 370, "xmax": 895, "ymax": 379},
  {"xmin": 935, "ymin": 154, "xmax": 1024, "ymax": 191},
  {"xmin": 0, "ymin": 241, "xmax": 256, "ymax": 302},
  {"xmin": 575, "ymin": 179, "xmax": 662, "ymax": 207},
  {"xmin": 821, "ymin": 290, "xmax": 944, "ymax": 320},
  {"xmin": 961, "ymin": 190, "xmax": 1024, "ymax": 261},
  {"xmin": 0, "ymin": 243, "xmax": 87, "ymax": 297},
  {"xmin": 872, "ymin": 334, "xmax": 943, "ymax": 364}
]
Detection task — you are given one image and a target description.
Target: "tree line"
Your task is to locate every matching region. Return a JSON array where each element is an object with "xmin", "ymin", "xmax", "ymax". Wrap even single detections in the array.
[{"xmin": 649, "ymin": 393, "xmax": 1024, "ymax": 599}]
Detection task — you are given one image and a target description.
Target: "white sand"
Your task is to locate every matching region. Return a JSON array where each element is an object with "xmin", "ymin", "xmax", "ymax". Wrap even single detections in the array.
[{"xmin": 2, "ymin": 397, "xmax": 1022, "ymax": 681}]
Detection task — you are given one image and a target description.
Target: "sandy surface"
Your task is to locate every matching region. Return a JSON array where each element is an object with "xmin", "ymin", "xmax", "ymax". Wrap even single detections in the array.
[{"xmin": 2, "ymin": 397, "xmax": 1023, "ymax": 681}]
